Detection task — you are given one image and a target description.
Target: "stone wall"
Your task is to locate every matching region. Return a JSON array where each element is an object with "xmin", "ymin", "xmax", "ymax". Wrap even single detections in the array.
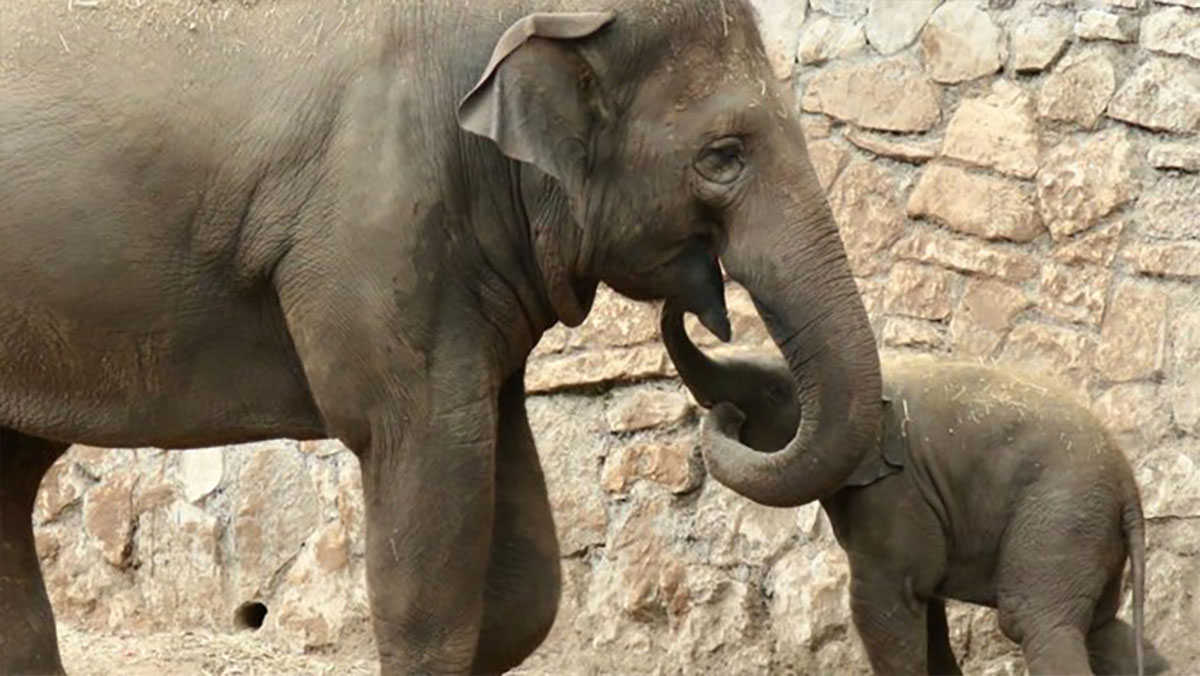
[{"xmin": 32, "ymin": 0, "xmax": 1199, "ymax": 673}]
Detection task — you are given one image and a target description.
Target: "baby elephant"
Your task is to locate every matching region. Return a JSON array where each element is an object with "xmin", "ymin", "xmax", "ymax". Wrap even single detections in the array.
[{"xmin": 662, "ymin": 309, "xmax": 1168, "ymax": 676}]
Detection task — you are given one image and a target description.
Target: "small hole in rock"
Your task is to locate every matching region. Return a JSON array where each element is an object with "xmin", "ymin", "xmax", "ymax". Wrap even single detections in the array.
[{"xmin": 234, "ymin": 601, "xmax": 268, "ymax": 631}]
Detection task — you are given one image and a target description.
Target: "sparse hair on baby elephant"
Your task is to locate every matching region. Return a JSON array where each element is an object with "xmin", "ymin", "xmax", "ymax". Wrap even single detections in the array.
[{"xmin": 662, "ymin": 306, "xmax": 1170, "ymax": 676}]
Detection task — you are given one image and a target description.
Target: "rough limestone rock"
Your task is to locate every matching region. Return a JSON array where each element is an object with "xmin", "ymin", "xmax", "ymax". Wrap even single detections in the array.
[
  {"xmin": 883, "ymin": 262, "xmax": 957, "ymax": 321},
  {"xmin": 178, "ymin": 447, "xmax": 223, "ymax": 503},
  {"xmin": 1074, "ymin": 10, "xmax": 1138, "ymax": 42},
  {"xmin": 881, "ymin": 316, "xmax": 947, "ymax": 351},
  {"xmin": 231, "ymin": 442, "xmax": 321, "ymax": 600},
  {"xmin": 1000, "ymin": 323, "xmax": 1096, "ymax": 391},
  {"xmin": 894, "ymin": 229, "xmax": 1039, "ymax": 282},
  {"xmin": 559, "ymin": 286, "xmax": 659, "ymax": 351},
  {"xmin": 801, "ymin": 56, "xmax": 941, "ymax": 131},
  {"xmin": 1092, "ymin": 382, "xmax": 1173, "ymax": 455},
  {"xmin": 809, "ymin": 0, "xmax": 868, "ymax": 18},
  {"xmin": 1108, "ymin": 56, "xmax": 1200, "ymax": 133},
  {"xmin": 1169, "ymin": 302, "xmax": 1200, "ymax": 435},
  {"xmin": 942, "ymin": 81, "xmax": 1039, "ymax": 178},
  {"xmin": 907, "ymin": 164, "xmax": 1042, "ymax": 241},
  {"xmin": 82, "ymin": 474, "xmax": 135, "ymax": 568},
  {"xmin": 1135, "ymin": 175, "xmax": 1200, "ymax": 240},
  {"xmin": 1010, "ymin": 14, "xmax": 1073, "ymax": 72},
  {"xmin": 35, "ymin": 461, "xmax": 88, "ymax": 525},
  {"xmin": 1036, "ymin": 48, "xmax": 1116, "ymax": 129},
  {"xmin": 827, "ymin": 159, "xmax": 907, "ymax": 276},
  {"xmin": 1038, "ymin": 262, "xmax": 1111, "ymax": 326},
  {"xmin": 133, "ymin": 500, "xmax": 226, "ymax": 631},
  {"xmin": 843, "ymin": 128, "xmax": 937, "ymax": 164},
  {"xmin": 960, "ymin": 279, "xmax": 1031, "ymax": 333},
  {"xmin": 797, "ymin": 15, "xmax": 866, "ymax": 65},
  {"xmin": 1141, "ymin": 6, "xmax": 1200, "ymax": 59},
  {"xmin": 864, "ymin": 0, "xmax": 940, "ymax": 54},
  {"xmin": 1052, "ymin": 220, "xmax": 1124, "ymax": 267},
  {"xmin": 1123, "ymin": 241, "xmax": 1200, "ymax": 279},
  {"xmin": 527, "ymin": 344, "xmax": 672, "ymax": 393},
  {"xmin": 1096, "ymin": 282, "xmax": 1169, "ymax": 383},
  {"xmin": 1037, "ymin": 127, "xmax": 1135, "ymax": 240},
  {"xmin": 748, "ymin": 0, "xmax": 808, "ymax": 79},
  {"xmin": 806, "ymin": 138, "xmax": 850, "ymax": 191},
  {"xmin": 950, "ymin": 278, "xmax": 1030, "ymax": 357},
  {"xmin": 1137, "ymin": 441, "xmax": 1200, "ymax": 520},
  {"xmin": 768, "ymin": 546, "xmax": 854, "ymax": 667},
  {"xmin": 1149, "ymin": 142, "xmax": 1200, "ymax": 172},
  {"xmin": 601, "ymin": 438, "xmax": 702, "ymax": 495},
  {"xmin": 920, "ymin": 0, "xmax": 1006, "ymax": 83},
  {"xmin": 528, "ymin": 395, "xmax": 610, "ymax": 556},
  {"xmin": 604, "ymin": 386, "xmax": 691, "ymax": 433}
]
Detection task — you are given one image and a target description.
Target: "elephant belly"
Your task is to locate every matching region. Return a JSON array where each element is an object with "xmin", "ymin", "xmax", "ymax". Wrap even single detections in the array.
[
  {"xmin": 935, "ymin": 555, "xmax": 999, "ymax": 608},
  {"xmin": 930, "ymin": 501, "xmax": 1006, "ymax": 607},
  {"xmin": 0, "ymin": 297, "xmax": 325, "ymax": 448}
]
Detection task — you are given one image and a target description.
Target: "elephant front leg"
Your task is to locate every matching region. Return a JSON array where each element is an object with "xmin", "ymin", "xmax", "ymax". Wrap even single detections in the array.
[
  {"xmin": 357, "ymin": 389, "xmax": 499, "ymax": 674},
  {"xmin": 471, "ymin": 370, "xmax": 561, "ymax": 675},
  {"xmin": 849, "ymin": 569, "xmax": 930, "ymax": 675},
  {"xmin": 0, "ymin": 429, "xmax": 69, "ymax": 676}
]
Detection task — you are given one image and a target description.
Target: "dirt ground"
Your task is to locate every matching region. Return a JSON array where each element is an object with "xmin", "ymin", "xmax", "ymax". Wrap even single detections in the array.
[
  {"xmin": 59, "ymin": 625, "xmax": 380, "ymax": 676},
  {"xmin": 58, "ymin": 626, "xmax": 564, "ymax": 675}
]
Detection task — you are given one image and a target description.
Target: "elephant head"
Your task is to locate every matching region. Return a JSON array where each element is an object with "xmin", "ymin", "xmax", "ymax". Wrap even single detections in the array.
[
  {"xmin": 458, "ymin": 1, "xmax": 881, "ymax": 507},
  {"xmin": 660, "ymin": 305, "xmax": 800, "ymax": 454}
]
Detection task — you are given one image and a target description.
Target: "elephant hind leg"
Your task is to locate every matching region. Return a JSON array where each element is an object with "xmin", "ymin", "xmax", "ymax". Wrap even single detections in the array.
[
  {"xmin": 1087, "ymin": 619, "xmax": 1170, "ymax": 676},
  {"xmin": 926, "ymin": 598, "xmax": 961, "ymax": 676},
  {"xmin": 996, "ymin": 501, "xmax": 1117, "ymax": 676},
  {"xmin": 998, "ymin": 578, "xmax": 1096, "ymax": 674},
  {"xmin": 0, "ymin": 428, "xmax": 69, "ymax": 676},
  {"xmin": 470, "ymin": 374, "xmax": 560, "ymax": 675},
  {"xmin": 1086, "ymin": 576, "xmax": 1170, "ymax": 675}
]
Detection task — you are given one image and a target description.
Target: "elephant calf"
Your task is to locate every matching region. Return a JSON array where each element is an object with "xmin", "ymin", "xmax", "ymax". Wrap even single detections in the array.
[{"xmin": 662, "ymin": 309, "xmax": 1168, "ymax": 676}]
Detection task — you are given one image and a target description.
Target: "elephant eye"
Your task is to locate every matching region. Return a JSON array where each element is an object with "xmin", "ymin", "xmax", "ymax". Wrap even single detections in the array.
[{"xmin": 695, "ymin": 137, "xmax": 745, "ymax": 185}]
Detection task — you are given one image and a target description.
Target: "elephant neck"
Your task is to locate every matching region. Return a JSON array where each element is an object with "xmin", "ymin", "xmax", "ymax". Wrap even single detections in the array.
[{"xmin": 519, "ymin": 165, "xmax": 598, "ymax": 329}]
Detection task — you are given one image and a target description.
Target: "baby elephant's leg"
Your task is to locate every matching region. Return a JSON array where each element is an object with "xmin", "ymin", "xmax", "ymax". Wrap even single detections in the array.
[
  {"xmin": 926, "ymin": 598, "xmax": 962, "ymax": 676},
  {"xmin": 1086, "ymin": 577, "xmax": 1170, "ymax": 675},
  {"xmin": 849, "ymin": 570, "xmax": 929, "ymax": 675},
  {"xmin": 1088, "ymin": 619, "xmax": 1169, "ymax": 675},
  {"xmin": 997, "ymin": 500, "xmax": 1118, "ymax": 675}
]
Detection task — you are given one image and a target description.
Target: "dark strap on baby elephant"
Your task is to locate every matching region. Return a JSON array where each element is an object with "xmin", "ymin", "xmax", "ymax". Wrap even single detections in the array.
[{"xmin": 840, "ymin": 395, "xmax": 906, "ymax": 488}]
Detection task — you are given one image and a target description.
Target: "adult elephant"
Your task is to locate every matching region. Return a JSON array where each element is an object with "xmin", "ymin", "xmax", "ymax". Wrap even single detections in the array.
[{"xmin": 0, "ymin": 1, "xmax": 881, "ymax": 673}]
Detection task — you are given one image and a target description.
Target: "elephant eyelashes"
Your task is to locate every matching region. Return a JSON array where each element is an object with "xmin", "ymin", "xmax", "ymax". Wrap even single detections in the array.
[{"xmin": 695, "ymin": 136, "xmax": 746, "ymax": 185}]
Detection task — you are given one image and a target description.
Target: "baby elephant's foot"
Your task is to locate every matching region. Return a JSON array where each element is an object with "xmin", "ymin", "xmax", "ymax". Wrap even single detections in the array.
[{"xmin": 1087, "ymin": 618, "xmax": 1169, "ymax": 675}]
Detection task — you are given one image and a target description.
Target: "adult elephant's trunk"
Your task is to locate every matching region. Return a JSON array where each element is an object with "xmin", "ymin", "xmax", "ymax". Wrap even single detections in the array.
[{"xmin": 693, "ymin": 171, "xmax": 882, "ymax": 508}]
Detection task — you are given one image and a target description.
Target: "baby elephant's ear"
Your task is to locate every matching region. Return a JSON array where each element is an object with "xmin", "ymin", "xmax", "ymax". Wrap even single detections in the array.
[{"xmin": 457, "ymin": 12, "xmax": 615, "ymax": 186}]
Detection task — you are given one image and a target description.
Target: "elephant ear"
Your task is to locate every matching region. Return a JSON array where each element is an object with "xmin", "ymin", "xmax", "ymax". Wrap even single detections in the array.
[
  {"xmin": 840, "ymin": 396, "xmax": 906, "ymax": 488},
  {"xmin": 457, "ymin": 12, "xmax": 616, "ymax": 187}
]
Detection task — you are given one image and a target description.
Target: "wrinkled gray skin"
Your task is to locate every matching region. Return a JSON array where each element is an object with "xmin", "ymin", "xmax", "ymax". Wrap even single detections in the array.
[
  {"xmin": 0, "ymin": 2, "xmax": 882, "ymax": 673},
  {"xmin": 662, "ymin": 308, "xmax": 1169, "ymax": 676}
]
